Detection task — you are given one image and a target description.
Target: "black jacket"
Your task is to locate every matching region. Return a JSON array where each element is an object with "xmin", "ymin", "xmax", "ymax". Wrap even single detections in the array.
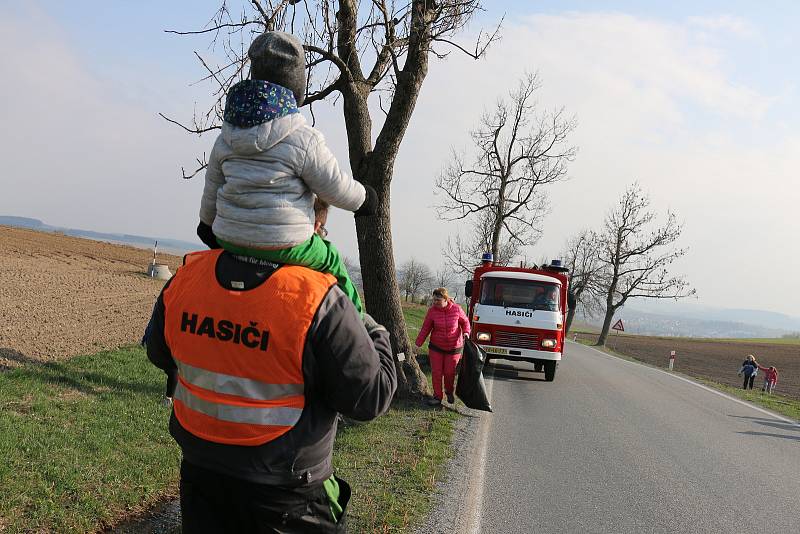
[{"xmin": 145, "ymin": 252, "xmax": 397, "ymax": 486}]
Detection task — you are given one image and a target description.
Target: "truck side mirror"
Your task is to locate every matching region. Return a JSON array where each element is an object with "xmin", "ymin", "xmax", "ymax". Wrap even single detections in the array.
[{"xmin": 465, "ymin": 280, "xmax": 473, "ymax": 298}]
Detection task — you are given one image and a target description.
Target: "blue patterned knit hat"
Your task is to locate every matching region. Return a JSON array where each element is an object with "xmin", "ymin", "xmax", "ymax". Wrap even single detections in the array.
[{"xmin": 223, "ymin": 80, "xmax": 299, "ymax": 128}]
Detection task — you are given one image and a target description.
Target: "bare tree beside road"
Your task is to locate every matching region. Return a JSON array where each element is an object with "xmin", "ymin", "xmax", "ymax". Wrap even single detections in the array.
[
  {"xmin": 444, "ymin": 210, "xmax": 523, "ymax": 273},
  {"xmin": 436, "ymin": 73, "xmax": 577, "ymax": 268},
  {"xmin": 398, "ymin": 258, "xmax": 433, "ymax": 303},
  {"xmin": 562, "ymin": 230, "xmax": 605, "ymax": 333},
  {"xmin": 595, "ymin": 184, "xmax": 695, "ymax": 346},
  {"xmin": 432, "ymin": 266, "xmax": 454, "ymax": 292},
  {"xmin": 430, "ymin": 265, "xmax": 464, "ymax": 303},
  {"xmin": 165, "ymin": 0, "xmax": 500, "ymax": 398}
]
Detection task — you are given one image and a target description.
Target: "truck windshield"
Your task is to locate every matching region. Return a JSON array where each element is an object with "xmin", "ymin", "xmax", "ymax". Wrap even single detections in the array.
[{"xmin": 479, "ymin": 278, "xmax": 560, "ymax": 311}]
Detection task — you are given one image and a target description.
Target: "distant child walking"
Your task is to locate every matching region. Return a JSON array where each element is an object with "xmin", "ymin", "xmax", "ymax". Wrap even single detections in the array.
[
  {"xmin": 196, "ymin": 31, "xmax": 376, "ymax": 315},
  {"xmin": 757, "ymin": 364, "xmax": 779, "ymax": 394}
]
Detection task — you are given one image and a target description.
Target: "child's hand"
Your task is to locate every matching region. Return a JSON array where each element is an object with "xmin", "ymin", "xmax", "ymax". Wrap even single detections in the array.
[
  {"xmin": 197, "ymin": 221, "xmax": 221, "ymax": 249},
  {"xmin": 354, "ymin": 185, "xmax": 378, "ymax": 218}
]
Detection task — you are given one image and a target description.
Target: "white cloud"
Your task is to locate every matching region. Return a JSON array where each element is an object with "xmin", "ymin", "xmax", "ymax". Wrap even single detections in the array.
[
  {"xmin": 687, "ymin": 14, "xmax": 756, "ymax": 38},
  {"xmin": 515, "ymin": 13, "xmax": 769, "ymax": 121}
]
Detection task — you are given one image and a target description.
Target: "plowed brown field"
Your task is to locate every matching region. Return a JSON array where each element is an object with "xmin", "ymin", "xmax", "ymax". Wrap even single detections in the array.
[
  {"xmin": 0, "ymin": 226, "xmax": 182, "ymax": 368},
  {"xmin": 575, "ymin": 332, "xmax": 800, "ymax": 399}
]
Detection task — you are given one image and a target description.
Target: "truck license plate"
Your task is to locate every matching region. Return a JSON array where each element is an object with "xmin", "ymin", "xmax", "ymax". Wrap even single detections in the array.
[{"xmin": 485, "ymin": 347, "xmax": 508, "ymax": 355}]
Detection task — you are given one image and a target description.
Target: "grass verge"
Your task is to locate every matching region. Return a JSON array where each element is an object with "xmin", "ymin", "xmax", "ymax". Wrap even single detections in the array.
[
  {"xmin": 576, "ymin": 340, "xmax": 800, "ymax": 421},
  {"xmin": 0, "ymin": 346, "xmax": 180, "ymax": 532},
  {"xmin": 1, "ymin": 305, "xmax": 459, "ymax": 532},
  {"xmin": 334, "ymin": 401, "xmax": 458, "ymax": 532},
  {"xmin": 693, "ymin": 378, "xmax": 800, "ymax": 421},
  {"xmin": 403, "ymin": 301, "xmax": 429, "ymax": 341}
]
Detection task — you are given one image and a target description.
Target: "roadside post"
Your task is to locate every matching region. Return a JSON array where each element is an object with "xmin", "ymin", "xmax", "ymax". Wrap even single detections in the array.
[
  {"xmin": 150, "ymin": 240, "xmax": 158, "ymax": 277},
  {"xmin": 668, "ymin": 350, "xmax": 675, "ymax": 370}
]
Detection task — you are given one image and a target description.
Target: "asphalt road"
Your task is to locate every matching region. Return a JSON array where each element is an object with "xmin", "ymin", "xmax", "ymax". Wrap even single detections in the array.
[{"xmin": 469, "ymin": 342, "xmax": 800, "ymax": 534}]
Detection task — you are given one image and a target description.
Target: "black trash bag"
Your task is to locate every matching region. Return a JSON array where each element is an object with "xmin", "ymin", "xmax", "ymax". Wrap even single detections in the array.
[{"xmin": 456, "ymin": 339, "xmax": 493, "ymax": 412}]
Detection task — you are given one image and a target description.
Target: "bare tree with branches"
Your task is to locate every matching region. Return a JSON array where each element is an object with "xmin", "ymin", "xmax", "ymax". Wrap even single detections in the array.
[
  {"xmin": 595, "ymin": 184, "xmax": 695, "ymax": 346},
  {"xmin": 561, "ymin": 229, "xmax": 604, "ymax": 333},
  {"xmin": 435, "ymin": 73, "xmax": 577, "ymax": 268},
  {"xmin": 428, "ymin": 264, "xmax": 461, "ymax": 302},
  {"xmin": 431, "ymin": 265, "xmax": 453, "ymax": 291},
  {"xmin": 444, "ymin": 209, "xmax": 523, "ymax": 273},
  {"xmin": 398, "ymin": 258, "xmax": 432, "ymax": 303},
  {"xmin": 165, "ymin": 1, "xmax": 500, "ymax": 398}
]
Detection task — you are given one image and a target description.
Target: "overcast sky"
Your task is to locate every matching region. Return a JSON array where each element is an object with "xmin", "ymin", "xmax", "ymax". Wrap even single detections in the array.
[{"xmin": 1, "ymin": 1, "xmax": 798, "ymax": 316}]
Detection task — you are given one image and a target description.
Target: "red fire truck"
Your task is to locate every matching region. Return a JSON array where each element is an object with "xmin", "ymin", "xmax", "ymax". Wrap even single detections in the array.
[{"xmin": 465, "ymin": 253, "xmax": 570, "ymax": 382}]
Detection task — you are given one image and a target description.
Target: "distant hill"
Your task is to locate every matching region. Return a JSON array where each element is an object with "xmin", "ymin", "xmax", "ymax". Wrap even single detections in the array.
[
  {"xmin": 617, "ymin": 299, "xmax": 800, "ymax": 337},
  {"xmin": 0, "ymin": 215, "xmax": 200, "ymax": 255},
  {"xmin": 0, "ymin": 216, "xmax": 46, "ymax": 229},
  {"xmin": 612, "ymin": 309, "xmax": 791, "ymax": 338},
  {"xmin": 678, "ymin": 308, "xmax": 800, "ymax": 333},
  {"xmin": 577, "ymin": 306, "xmax": 800, "ymax": 339}
]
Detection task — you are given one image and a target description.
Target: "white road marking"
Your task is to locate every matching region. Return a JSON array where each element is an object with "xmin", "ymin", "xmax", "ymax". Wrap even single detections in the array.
[
  {"xmin": 573, "ymin": 341, "xmax": 800, "ymax": 426},
  {"xmin": 461, "ymin": 364, "xmax": 495, "ymax": 534}
]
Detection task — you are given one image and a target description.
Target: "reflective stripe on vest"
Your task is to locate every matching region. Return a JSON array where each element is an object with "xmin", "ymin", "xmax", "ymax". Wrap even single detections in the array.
[
  {"xmin": 175, "ymin": 360, "xmax": 304, "ymax": 400},
  {"xmin": 163, "ymin": 249, "xmax": 337, "ymax": 446},
  {"xmin": 173, "ymin": 381, "xmax": 303, "ymax": 426}
]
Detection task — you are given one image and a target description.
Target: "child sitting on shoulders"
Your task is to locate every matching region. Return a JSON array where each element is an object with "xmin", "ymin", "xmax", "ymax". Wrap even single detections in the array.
[{"xmin": 197, "ymin": 30, "xmax": 375, "ymax": 316}]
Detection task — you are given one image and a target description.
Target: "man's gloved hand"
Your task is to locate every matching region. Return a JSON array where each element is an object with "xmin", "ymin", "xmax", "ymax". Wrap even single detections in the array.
[
  {"xmin": 197, "ymin": 221, "xmax": 221, "ymax": 249},
  {"xmin": 363, "ymin": 312, "xmax": 387, "ymax": 334},
  {"xmin": 354, "ymin": 184, "xmax": 378, "ymax": 218}
]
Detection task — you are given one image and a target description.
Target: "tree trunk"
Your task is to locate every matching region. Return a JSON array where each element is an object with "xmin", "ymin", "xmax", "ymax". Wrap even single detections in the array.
[
  {"xmin": 565, "ymin": 306, "xmax": 577, "ymax": 334},
  {"xmin": 596, "ymin": 307, "xmax": 615, "ymax": 346},
  {"xmin": 564, "ymin": 286, "xmax": 582, "ymax": 334},
  {"xmin": 343, "ymin": 2, "xmax": 433, "ymax": 400},
  {"xmin": 597, "ymin": 259, "xmax": 621, "ymax": 346},
  {"xmin": 355, "ymin": 178, "xmax": 429, "ymax": 399},
  {"xmin": 490, "ymin": 200, "xmax": 504, "ymax": 261}
]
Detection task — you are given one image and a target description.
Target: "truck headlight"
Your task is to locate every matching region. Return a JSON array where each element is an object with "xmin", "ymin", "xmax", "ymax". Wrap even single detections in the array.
[
  {"xmin": 477, "ymin": 332, "xmax": 491, "ymax": 342},
  {"xmin": 541, "ymin": 338, "xmax": 556, "ymax": 348}
]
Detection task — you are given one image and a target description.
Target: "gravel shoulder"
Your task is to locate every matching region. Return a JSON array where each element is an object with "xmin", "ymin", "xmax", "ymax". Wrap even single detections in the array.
[{"xmin": 413, "ymin": 404, "xmax": 486, "ymax": 534}]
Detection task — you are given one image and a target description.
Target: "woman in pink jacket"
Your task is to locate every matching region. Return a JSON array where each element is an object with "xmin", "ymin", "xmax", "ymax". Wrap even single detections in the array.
[{"xmin": 415, "ymin": 288, "xmax": 471, "ymax": 406}]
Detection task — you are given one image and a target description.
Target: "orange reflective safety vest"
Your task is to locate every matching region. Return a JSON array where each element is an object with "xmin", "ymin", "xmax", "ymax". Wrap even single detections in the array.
[{"xmin": 163, "ymin": 249, "xmax": 336, "ymax": 446}]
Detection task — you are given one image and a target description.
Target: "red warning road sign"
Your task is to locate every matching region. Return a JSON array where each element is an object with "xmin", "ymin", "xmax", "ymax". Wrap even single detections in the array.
[{"xmin": 611, "ymin": 319, "xmax": 624, "ymax": 332}]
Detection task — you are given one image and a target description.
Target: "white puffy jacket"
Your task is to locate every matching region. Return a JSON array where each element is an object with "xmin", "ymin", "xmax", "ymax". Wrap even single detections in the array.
[{"xmin": 199, "ymin": 113, "xmax": 365, "ymax": 249}]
